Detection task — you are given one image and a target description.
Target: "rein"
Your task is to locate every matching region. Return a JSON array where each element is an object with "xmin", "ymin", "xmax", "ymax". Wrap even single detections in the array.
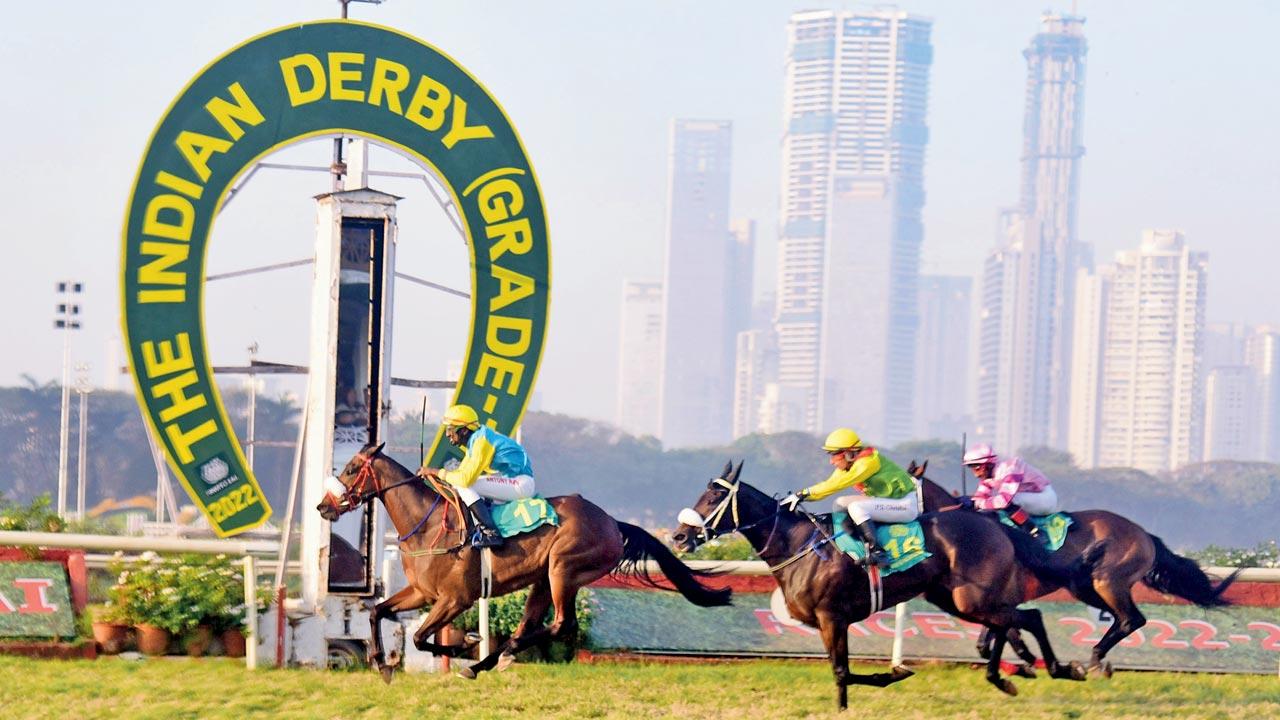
[
  {"xmin": 696, "ymin": 478, "xmax": 843, "ymax": 572},
  {"xmin": 329, "ymin": 453, "xmax": 458, "ymax": 545}
]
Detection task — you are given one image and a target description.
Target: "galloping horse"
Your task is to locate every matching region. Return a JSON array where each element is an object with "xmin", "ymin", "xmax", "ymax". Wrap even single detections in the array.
[
  {"xmin": 671, "ymin": 461, "xmax": 1090, "ymax": 710},
  {"xmin": 317, "ymin": 443, "xmax": 732, "ymax": 682},
  {"xmin": 908, "ymin": 460, "xmax": 1240, "ymax": 674}
]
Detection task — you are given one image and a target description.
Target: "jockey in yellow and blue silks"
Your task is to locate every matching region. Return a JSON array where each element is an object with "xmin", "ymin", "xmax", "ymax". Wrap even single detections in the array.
[
  {"xmin": 780, "ymin": 428, "xmax": 918, "ymax": 567},
  {"xmin": 419, "ymin": 404, "xmax": 536, "ymax": 548}
]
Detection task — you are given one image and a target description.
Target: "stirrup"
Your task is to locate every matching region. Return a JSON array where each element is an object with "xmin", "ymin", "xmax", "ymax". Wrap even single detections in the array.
[
  {"xmin": 472, "ymin": 528, "xmax": 504, "ymax": 548},
  {"xmin": 861, "ymin": 548, "xmax": 890, "ymax": 568}
]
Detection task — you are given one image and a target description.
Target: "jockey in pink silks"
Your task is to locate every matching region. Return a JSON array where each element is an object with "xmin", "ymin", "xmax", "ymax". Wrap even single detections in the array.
[{"xmin": 959, "ymin": 443, "xmax": 1060, "ymax": 537}]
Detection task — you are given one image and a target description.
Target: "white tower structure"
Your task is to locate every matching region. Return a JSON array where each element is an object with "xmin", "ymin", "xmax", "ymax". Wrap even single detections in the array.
[{"xmin": 298, "ymin": 189, "xmax": 398, "ymax": 662}]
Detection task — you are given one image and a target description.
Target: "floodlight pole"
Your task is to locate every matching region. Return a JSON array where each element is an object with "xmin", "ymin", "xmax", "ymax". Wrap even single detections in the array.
[
  {"xmin": 57, "ymin": 324, "xmax": 72, "ymax": 517},
  {"xmin": 54, "ymin": 281, "xmax": 83, "ymax": 519}
]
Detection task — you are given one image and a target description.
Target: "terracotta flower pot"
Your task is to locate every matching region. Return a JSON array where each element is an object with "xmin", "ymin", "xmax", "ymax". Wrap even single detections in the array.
[
  {"xmin": 220, "ymin": 628, "xmax": 246, "ymax": 658},
  {"xmin": 135, "ymin": 624, "xmax": 172, "ymax": 656},
  {"xmin": 183, "ymin": 625, "xmax": 214, "ymax": 657},
  {"xmin": 92, "ymin": 622, "xmax": 132, "ymax": 655}
]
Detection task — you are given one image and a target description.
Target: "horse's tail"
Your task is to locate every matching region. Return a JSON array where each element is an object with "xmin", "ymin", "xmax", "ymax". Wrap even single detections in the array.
[
  {"xmin": 1144, "ymin": 534, "xmax": 1240, "ymax": 608},
  {"xmin": 613, "ymin": 522, "xmax": 732, "ymax": 608}
]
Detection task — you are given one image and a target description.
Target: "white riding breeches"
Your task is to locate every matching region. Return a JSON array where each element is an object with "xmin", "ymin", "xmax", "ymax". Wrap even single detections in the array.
[
  {"xmin": 1013, "ymin": 486, "xmax": 1059, "ymax": 515},
  {"xmin": 453, "ymin": 474, "xmax": 536, "ymax": 505},
  {"xmin": 834, "ymin": 492, "xmax": 920, "ymax": 525}
]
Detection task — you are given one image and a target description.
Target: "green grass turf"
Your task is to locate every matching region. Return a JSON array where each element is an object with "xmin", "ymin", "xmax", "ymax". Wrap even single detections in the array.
[{"xmin": 0, "ymin": 656, "xmax": 1275, "ymax": 719}]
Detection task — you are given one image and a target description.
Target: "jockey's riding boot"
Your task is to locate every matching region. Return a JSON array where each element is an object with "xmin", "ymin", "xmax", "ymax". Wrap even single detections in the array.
[
  {"xmin": 839, "ymin": 512, "xmax": 859, "ymax": 539},
  {"xmin": 1006, "ymin": 504, "xmax": 1040, "ymax": 538},
  {"xmin": 466, "ymin": 500, "xmax": 505, "ymax": 548},
  {"xmin": 854, "ymin": 520, "xmax": 890, "ymax": 567}
]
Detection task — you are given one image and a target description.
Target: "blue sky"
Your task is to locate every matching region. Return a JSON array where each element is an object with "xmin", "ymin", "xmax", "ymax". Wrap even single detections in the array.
[{"xmin": 2, "ymin": 1, "xmax": 1277, "ymax": 423}]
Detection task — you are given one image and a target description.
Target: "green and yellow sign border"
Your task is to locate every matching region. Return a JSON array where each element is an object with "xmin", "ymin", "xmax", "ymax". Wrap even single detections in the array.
[{"xmin": 121, "ymin": 20, "xmax": 550, "ymax": 536}]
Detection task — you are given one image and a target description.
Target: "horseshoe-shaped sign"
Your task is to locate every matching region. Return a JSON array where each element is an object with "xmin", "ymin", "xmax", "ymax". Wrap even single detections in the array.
[{"xmin": 121, "ymin": 21, "xmax": 550, "ymax": 536}]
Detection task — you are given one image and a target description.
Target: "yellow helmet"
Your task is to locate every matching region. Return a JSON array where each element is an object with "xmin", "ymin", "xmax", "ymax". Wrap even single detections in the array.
[
  {"xmin": 442, "ymin": 404, "xmax": 480, "ymax": 430},
  {"xmin": 822, "ymin": 427, "xmax": 862, "ymax": 452}
]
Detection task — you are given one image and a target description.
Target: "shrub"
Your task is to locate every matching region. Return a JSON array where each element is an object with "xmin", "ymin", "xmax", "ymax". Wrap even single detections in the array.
[
  {"xmin": 452, "ymin": 587, "xmax": 596, "ymax": 648},
  {"xmin": 0, "ymin": 494, "xmax": 65, "ymax": 533},
  {"xmin": 1186, "ymin": 541, "xmax": 1279, "ymax": 568},
  {"xmin": 685, "ymin": 535, "xmax": 756, "ymax": 561},
  {"xmin": 106, "ymin": 552, "xmax": 269, "ymax": 634}
]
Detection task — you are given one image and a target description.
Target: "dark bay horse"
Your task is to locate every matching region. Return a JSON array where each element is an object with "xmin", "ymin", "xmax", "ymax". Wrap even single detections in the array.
[
  {"xmin": 908, "ymin": 460, "xmax": 1240, "ymax": 674},
  {"xmin": 317, "ymin": 443, "xmax": 731, "ymax": 682},
  {"xmin": 671, "ymin": 461, "xmax": 1090, "ymax": 710}
]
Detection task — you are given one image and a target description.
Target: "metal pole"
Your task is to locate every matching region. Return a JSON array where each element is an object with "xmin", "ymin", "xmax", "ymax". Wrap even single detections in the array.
[
  {"xmin": 57, "ymin": 328, "xmax": 71, "ymax": 518},
  {"xmin": 76, "ymin": 388, "xmax": 88, "ymax": 521},
  {"xmin": 273, "ymin": 385, "xmax": 311, "ymax": 592},
  {"xmin": 246, "ymin": 343, "xmax": 259, "ymax": 472},
  {"xmin": 243, "ymin": 554, "xmax": 258, "ymax": 670}
]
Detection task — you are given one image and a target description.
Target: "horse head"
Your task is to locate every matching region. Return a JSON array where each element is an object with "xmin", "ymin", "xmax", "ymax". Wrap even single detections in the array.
[
  {"xmin": 671, "ymin": 459, "xmax": 781, "ymax": 552},
  {"xmin": 317, "ymin": 441, "xmax": 386, "ymax": 521}
]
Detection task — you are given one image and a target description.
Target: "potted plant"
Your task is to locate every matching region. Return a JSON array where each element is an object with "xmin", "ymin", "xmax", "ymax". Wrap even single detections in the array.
[
  {"xmin": 110, "ymin": 551, "xmax": 192, "ymax": 655},
  {"xmin": 90, "ymin": 603, "xmax": 133, "ymax": 655}
]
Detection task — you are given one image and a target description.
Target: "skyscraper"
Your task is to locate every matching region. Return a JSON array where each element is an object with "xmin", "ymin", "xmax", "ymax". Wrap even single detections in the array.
[
  {"xmin": 977, "ymin": 13, "xmax": 1088, "ymax": 453},
  {"xmin": 777, "ymin": 8, "xmax": 933, "ymax": 443},
  {"xmin": 731, "ymin": 328, "xmax": 775, "ymax": 440},
  {"xmin": 1244, "ymin": 328, "xmax": 1280, "ymax": 462},
  {"xmin": 1072, "ymin": 231, "xmax": 1207, "ymax": 472},
  {"xmin": 914, "ymin": 275, "xmax": 971, "ymax": 439},
  {"xmin": 616, "ymin": 280, "xmax": 663, "ymax": 438},
  {"xmin": 657, "ymin": 120, "xmax": 734, "ymax": 448},
  {"xmin": 1203, "ymin": 366, "xmax": 1258, "ymax": 461}
]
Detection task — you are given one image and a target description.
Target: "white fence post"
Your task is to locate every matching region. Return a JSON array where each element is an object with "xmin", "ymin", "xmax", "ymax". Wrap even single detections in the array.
[
  {"xmin": 478, "ymin": 598, "xmax": 490, "ymax": 657},
  {"xmin": 890, "ymin": 602, "xmax": 906, "ymax": 667}
]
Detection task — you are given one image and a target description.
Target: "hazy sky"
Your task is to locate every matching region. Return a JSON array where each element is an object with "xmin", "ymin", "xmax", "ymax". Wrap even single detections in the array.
[{"xmin": 2, "ymin": 1, "xmax": 1278, "ymax": 424}]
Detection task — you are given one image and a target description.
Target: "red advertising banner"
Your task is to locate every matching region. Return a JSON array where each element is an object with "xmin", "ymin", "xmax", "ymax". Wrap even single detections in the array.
[{"xmin": 587, "ymin": 588, "xmax": 1280, "ymax": 674}]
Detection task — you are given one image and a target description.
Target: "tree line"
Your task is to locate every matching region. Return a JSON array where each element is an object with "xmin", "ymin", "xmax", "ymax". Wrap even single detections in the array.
[{"xmin": 3, "ymin": 381, "xmax": 1276, "ymax": 550}]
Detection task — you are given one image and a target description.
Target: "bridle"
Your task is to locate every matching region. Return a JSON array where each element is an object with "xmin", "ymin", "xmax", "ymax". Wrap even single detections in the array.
[
  {"xmin": 324, "ymin": 452, "xmax": 422, "ymax": 515},
  {"xmin": 681, "ymin": 477, "xmax": 782, "ymax": 554},
  {"xmin": 682, "ymin": 476, "xmax": 850, "ymax": 572}
]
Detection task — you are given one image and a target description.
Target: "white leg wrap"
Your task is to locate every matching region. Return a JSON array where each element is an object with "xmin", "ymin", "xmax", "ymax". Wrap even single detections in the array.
[
  {"xmin": 1013, "ymin": 486, "xmax": 1059, "ymax": 515},
  {"xmin": 842, "ymin": 493, "xmax": 920, "ymax": 525}
]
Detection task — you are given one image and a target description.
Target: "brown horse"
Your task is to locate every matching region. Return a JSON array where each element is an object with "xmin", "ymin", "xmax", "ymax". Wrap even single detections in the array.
[
  {"xmin": 317, "ymin": 443, "xmax": 731, "ymax": 682},
  {"xmin": 908, "ymin": 460, "xmax": 1240, "ymax": 674},
  {"xmin": 671, "ymin": 461, "xmax": 1091, "ymax": 710}
]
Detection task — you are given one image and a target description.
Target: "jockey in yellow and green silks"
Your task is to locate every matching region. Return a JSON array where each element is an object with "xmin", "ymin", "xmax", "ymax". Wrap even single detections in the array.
[
  {"xmin": 419, "ymin": 404, "xmax": 536, "ymax": 548},
  {"xmin": 781, "ymin": 428, "xmax": 918, "ymax": 566}
]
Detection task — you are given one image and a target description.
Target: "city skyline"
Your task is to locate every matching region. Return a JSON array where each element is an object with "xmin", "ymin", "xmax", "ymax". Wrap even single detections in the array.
[{"xmin": 4, "ymin": 3, "xmax": 1279, "ymax": 454}]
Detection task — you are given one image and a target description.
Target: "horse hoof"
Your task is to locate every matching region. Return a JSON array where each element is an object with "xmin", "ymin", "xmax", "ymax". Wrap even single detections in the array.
[
  {"xmin": 1069, "ymin": 661, "xmax": 1088, "ymax": 681},
  {"xmin": 496, "ymin": 652, "xmax": 516, "ymax": 672},
  {"xmin": 890, "ymin": 665, "xmax": 915, "ymax": 682},
  {"xmin": 379, "ymin": 665, "xmax": 395, "ymax": 684},
  {"xmin": 1011, "ymin": 663, "xmax": 1037, "ymax": 679},
  {"xmin": 1101, "ymin": 661, "xmax": 1113, "ymax": 679},
  {"xmin": 456, "ymin": 666, "xmax": 477, "ymax": 680},
  {"xmin": 992, "ymin": 678, "xmax": 1018, "ymax": 696}
]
